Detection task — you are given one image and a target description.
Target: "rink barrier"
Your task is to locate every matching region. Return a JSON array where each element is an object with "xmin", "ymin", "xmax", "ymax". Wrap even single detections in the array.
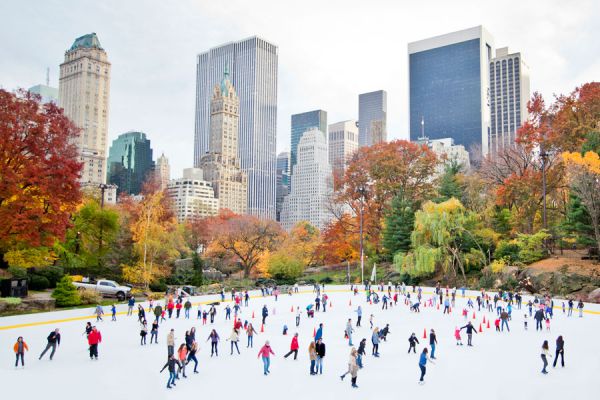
[{"xmin": 1, "ymin": 288, "xmax": 599, "ymax": 331}]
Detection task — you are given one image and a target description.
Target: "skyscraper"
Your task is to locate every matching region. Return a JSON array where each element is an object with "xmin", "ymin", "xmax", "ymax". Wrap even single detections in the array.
[
  {"xmin": 328, "ymin": 120, "xmax": 359, "ymax": 174},
  {"xmin": 281, "ymin": 129, "xmax": 333, "ymax": 231},
  {"xmin": 28, "ymin": 84, "xmax": 58, "ymax": 104},
  {"xmin": 408, "ymin": 26, "xmax": 495, "ymax": 158},
  {"xmin": 194, "ymin": 37, "xmax": 278, "ymax": 219},
  {"xmin": 167, "ymin": 168, "xmax": 219, "ymax": 222},
  {"xmin": 200, "ymin": 69, "xmax": 248, "ymax": 215},
  {"xmin": 290, "ymin": 110, "xmax": 327, "ymax": 168},
  {"xmin": 107, "ymin": 131, "xmax": 154, "ymax": 196},
  {"xmin": 489, "ymin": 47, "xmax": 530, "ymax": 155},
  {"xmin": 58, "ymin": 33, "xmax": 111, "ymax": 185},
  {"xmin": 358, "ymin": 90, "xmax": 387, "ymax": 147},
  {"xmin": 155, "ymin": 153, "xmax": 171, "ymax": 190},
  {"xmin": 276, "ymin": 151, "xmax": 290, "ymax": 222}
]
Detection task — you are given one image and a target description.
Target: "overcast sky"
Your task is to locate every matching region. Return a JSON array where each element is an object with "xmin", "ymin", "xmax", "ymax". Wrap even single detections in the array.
[{"xmin": 1, "ymin": 0, "xmax": 598, "ymax": 177}]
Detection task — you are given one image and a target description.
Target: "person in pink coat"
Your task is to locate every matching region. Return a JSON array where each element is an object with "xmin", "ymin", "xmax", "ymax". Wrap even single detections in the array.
[{"xmin": 258, "ymin": 340, "xmax": 275, "ymax": 375}]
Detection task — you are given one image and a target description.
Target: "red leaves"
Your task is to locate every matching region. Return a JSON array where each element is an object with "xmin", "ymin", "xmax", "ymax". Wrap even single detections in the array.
[{"xmin": 0, "ymin": 89, "xmax": 82, "ymax": 248}]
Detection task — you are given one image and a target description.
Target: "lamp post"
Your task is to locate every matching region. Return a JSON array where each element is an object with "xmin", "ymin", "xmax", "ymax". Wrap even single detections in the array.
[
  {"xmin": 98, "ymin": 183, "xmax": 109, "ymax": 258},
  {"xmin": 357, "ymin": 186, "xmax": 368, "ymax": 285},
  {"xmin": 540, "ymin": 148, "xmax": 548, "ymax": 230}
]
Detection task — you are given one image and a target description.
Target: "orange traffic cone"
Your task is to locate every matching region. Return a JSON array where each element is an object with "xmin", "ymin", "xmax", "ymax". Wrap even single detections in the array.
[
  {"xmin": 472, "ymin": 312, "xmax": 476, "ymax": 320},
  {"xmin": 330, "ymin": 302, "xmax": 333, "ymax": 308},
  {"xmin": 252, "ymin": 311, "xmax": 255, "ymax": 319},
  {"xmin": 487, "ymin": 320, "xmax": 490, "ymax": 329},
  {"xmin": 449, "ymin": 307, "xmax": 452, "ymax": 313},
  {"xmin": 437, "ymin": 304, "xmax": 440, "ymax": 310},
  {"xmin": 291, "ymin": 306, "xmax": 294, "ymax": 312},
  {"xmin": 313, "ymin": 327, "xmax": 316, "ymax": 337},
  {"xmin": 423, "ymin": 328, "xmax": 427, "ymax": 339},
  {"xmin": 479, "ymin": 323, "xmax": 483, "ymax": 333},
  {"xmin": 483, "ymin": 316, "xmax": 486, "ymax": 324},
  {"xmin": 260, "ymin": 324, "xmax": 264, "ymax": 333},
  {"xmin": 349, "ymin": 300, "xmax": 352, "ymax": 306}
]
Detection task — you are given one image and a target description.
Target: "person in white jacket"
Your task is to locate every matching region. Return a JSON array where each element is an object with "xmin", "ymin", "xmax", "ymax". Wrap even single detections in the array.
[
  {"xmin": 229, "ymin": 328, "xmax": 240, "ymax": 355},
  {"xmin": 340, "ymin": 347, "xmax": 359, "ymax": 388}
]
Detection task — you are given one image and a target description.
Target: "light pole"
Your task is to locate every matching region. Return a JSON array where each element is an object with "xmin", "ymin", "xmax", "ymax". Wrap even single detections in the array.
[
  {"xmin": 540, "ymin": 148, "xmax": 548, "ymax": 230},
  {"xmin": 98, "ymin": 183, "xmax": 108, "ymax": 260},
  {"xmin": 357, "ymin": 186, "xmax": 368, "ymax": 285}
]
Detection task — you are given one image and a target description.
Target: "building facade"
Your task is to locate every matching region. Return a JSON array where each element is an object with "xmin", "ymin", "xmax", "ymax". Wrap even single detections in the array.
[
  {"xmin": 290, "ymin": 110, "xmax": 327, "ymax": 168},
  {"xmin": 107, "ymin": 131, "xmax": 154, "ymax": 196},
  {"xmin": 358, "ymin": 90, "xmax": 387, "ymax": 147},
  {"xmin": 58, "ymin": 33, "xmax": 111, "ymax": 185},
  {"xmin": 28, "ymin": 84, "xmax": 58, "ymax": 104},
  {"xmin": 194, "ymin": 37, "xmax": 278, "ymax": 219},
  {"xmin": 489, "ymin": 47, "xmax": 530, "ymax": 155},
  {"xmin": 167, "ymin": 168, "xmax": 219, "ymax": 222},
  {"xmin": 328, "ymin": 120, "xmax": 359, "ymax": 174},
  {"xmin": 200, "ymin": 69, "xmax": 248, "ymax": 215},
  {"xmin": 408, "ymin": 26, "xmax": 495, "ymax": 158},
  {"xmin": 276, "ymin": 151, "xmax": 290, "ymax": 222},
  {"xmin": 280, "ymin": 129, "xmax": 333, "ymax": 231},
  {"xmin": 155, "ymin": 153, "xmax": 170, "ymax": 190}
]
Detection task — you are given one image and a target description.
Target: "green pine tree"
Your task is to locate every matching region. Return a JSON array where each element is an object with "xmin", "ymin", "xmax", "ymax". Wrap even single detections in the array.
[
  {"xmin": 52, "ymin": 276, "xmax": 81, "ymax": 307},
  {"xmin": 436, "ymin": 162, "xmax": 463, "ymax": 203},
  {"xmin": 382, "ymin": 195, "xmax": 416, "ymax": 259},
  {"xmin": 561, "ymin": 194, "xmax": 595, "ymax": 247}
]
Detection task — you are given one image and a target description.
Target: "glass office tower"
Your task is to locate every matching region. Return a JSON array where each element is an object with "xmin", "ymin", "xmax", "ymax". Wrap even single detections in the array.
[
  {"xmin": 358, "ymin": 90, "xmax": 387, "ymax": 147},
  {"xmin": 107, "ymin": 131, "xmax": 154, "ymax": 196},
  {"xmin": 290, "ymin": 110, "xmax": 327, "ymax": 168}
]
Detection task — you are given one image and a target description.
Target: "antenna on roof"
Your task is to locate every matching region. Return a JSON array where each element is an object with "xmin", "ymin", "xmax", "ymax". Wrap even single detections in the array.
[{"xmin": 46, "ymin": 67, "xmax": 50, "ymax": 86}]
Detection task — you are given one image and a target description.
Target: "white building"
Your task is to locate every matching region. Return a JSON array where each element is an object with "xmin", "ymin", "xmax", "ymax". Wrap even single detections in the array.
[
  {"xmin": 417, "ymin": 136, "xmax": 471, "ymax": 176},
  {"xmin": 281, "ymin": 129, "xmax": 333, "ymax": 231},
  {"xmin": 489, "ymin": 47, "xmax": 530, "ymax": 155},
  {"xmin": 58, "ymin": 33, "xmax": 111, "ymax": 185},
  {"xmin": 328, "ymin": 120, "xmax": 358, "ymax": 174},
  {"xmin": 155, "ymin": 153, "xmax": 170, "ymax": 190},
  {"xmin": 167, "ymin": 168, "xmax": 219, "ymax": 222}
]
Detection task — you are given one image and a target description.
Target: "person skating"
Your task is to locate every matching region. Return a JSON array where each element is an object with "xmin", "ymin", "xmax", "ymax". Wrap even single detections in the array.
[
  {"xmin": 160, "ymin": 354, "xmax": 181, "ymax": 389},
  {"xmin": 553, "ymin": 336, "xmax": 565, "ymax": 368},
  {"xmin": 207, "ymin": 329, "xmax": 220, "ymax": 357},
  {"xmin": 500, "ymin": 309, "xmax": 510, "ymax": 332},
  {"xmin": 541, "ymin": 340, "xmax": 552, "ymax": 374},
  {"xmin": 154, "ymin": 304, "xmax": 163, "ymax": 324},
  {"xmin": 372, "ymin": 328, "xmax": 380, "ymax": 357},
  {"xmin": 568, "ymin": 299, "xmax": 574, "ymax": 316},
  {"xmin": 39, "ymin": 328, "xmax": 61, "ymax": 361},
  {"xmin": 188, "ymin": 341, "xmax": 199, "ymax": 374},
  {"xmin": 357, "ymin": 338, "xmax": 366, "ymax": 368},
  {"xmin": 127, "ymin": 296, "xmax": 135, "ymax": 316},
  {"xmin": 346, "ymin": 319, "xmax": 354, "ymax": 346},
  {"xmin": 167, "ymin": 329, "xmax": 176, "ymax": 356},
  {"xmin": 379, "ymin": 324, "xmax": 391, "ymax": 341},
  {"xmin": 460, "ymin": 322, "xmax": 477, "ymax": 346},
  {"xmin": 13, "ymin": 337, "xmax": 28, "ymax": 368},
  {"xmin": 137, "ymin": 304, "xmax": 146, "ymax": 323},
  {"xmin": 150, "ymin": 320, "xmax": 159, "ymax": 344},
  {"xmin": 83, "ymin": 321, "xmax": 93, "ymax": 337},
  {"xmin": 315, "ymin": 323, "xmax": 323, "ymax": 341},
  {"xmin": 523, "ymin": 314, "xmax": 528, "ymax": 330},
  {"xmin": 315, "ymin": 338, "xmax": 326, "ymax": 374},
  {"xmin": 258, "ymin": 340, "xmax": 275, "ymax": 375},
  {"xmin": 429, "ymin": 329, "xmax": 437, "ymax": 359},
  {"xmin": 184, "ymin": 299, "xmax": 192, "ymax": 319},
  {"xmin": 295, "ymin": 307, "xmax": 301, "ymax": 327},
  {"xmin": 246, "ymin": 323, "xmax": 258, "ymax": 348},
  {"xmin": 534, "ymin": 308, "xmax": 545, "ymax": 331},
  {"xmin": 340, "ymin": 347, "xmax": 359, "ymax": 388},
  {"xmin": 88, "ymin": 326, "xmax": 102, "ymax": 360},
  {"xmin": 140, "ymin": 320, "xmax": 148, "ymax": 345},
  {"xmin": 369, "ymin": 314, "xmax": 374, "ymax": 329},
  {"xmin": 454, "ymin": 327, "xmax": 463, "ymax": 346},
  {"xmin": 262, "ymin": 305, "xmax": 269, "ymax": 325},
  {"xmin": 175, "ymin": 301, "xmax": 182, "ymax": 318},
  {"xmin": 228, "ymin": 328, "xmax": 241, "ymax": 355},
  {"xmin": 111, "ymin": 304, "xmax": 117, "ymax": 321},
  {"xmin": 577, "ymin": 300, "xmax": 584, "ymax": 317},
  {"xmin": 308, "ymin": 341, "xmax": 317, "ymax": 375},
  {"xmin": 283, "ymin": 332, "xmax": 299, "ymax": 360},
  {"xmin": 95, "ymin": 304, "xmax": 104, "ymax": 322},
  {"xmin": 355, "ymin": 306, "xmax": 362, "ymax": 327},
  {"xmin": 177, "ymin": 343, "xmax": 188, "ymax": 378},
  {"xmin": 418, "ymin": 347, "xmax": 434, "ymax": 384},
  {"xmin": 408, "ymin": 333, "xmax": 420, "ymax": 353}
]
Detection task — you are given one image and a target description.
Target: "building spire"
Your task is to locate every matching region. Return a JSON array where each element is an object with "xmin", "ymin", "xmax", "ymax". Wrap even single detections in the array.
[{"xmin": 220, "ymin": 64, "xmax": 230, "ymax": 96}]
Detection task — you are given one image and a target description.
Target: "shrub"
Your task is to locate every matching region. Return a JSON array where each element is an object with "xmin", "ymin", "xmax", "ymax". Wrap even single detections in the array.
[
  {"xmin": 494, "ymin": 241, "xmax": 521, "ymax": 263},
  {"xmin": 0, "ymin": 297, "xmax": 22, "ymax": 305},
  {"xmin": 499, "ymin": 276, "xmax": 518, "ymax": 291},
  {"xmin": 7, "ymin": 266, "xmax": 27, "ymax": 279},
  {"xmin": 29, "ymin": 275, "xmax": 50, "ymax": 290},
  {"xmin": 478, "ymin": 273, "xmax": 496, "ymax": 289},
  {"xmin": 149, "ymin": 280, "xmax": 167, "ymax": 293},
  {"xmin": 78, "ymin": 288, "xmax": 102, "ymax": 305},
  {"xmin": 34, "ymin": 266, "xmax": 64, "ymax": 288},
  {"xmin": 489, "ymin": 259, "xmax": 507, "ymax": 274},
  {"xmin": 52, "ymin": 276, "xmax": 81, "ymax": 307},
  {"xmin": 319, "ymin": 277, "xmax": 334, "ymax": 284},
  {"xmin": 267, "ymin": 253, "xmax": 304, "ymax": 282}
]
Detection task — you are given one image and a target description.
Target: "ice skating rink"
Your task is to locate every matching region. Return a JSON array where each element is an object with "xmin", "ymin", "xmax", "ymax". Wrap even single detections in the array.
[{"xmin": 1, "ymin": 286, "xmax": 599, "ymax": 399}]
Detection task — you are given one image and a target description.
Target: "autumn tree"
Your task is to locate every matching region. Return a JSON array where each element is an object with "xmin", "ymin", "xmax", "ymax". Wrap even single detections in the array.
[
  {"xmin": 0, "ymin": 89, "xmax": 82, "ymax": 265},
  {"xmin": 206, "ymin": 214, "xmax": 283, "ymax": 278},
  {"xmin": 316, "ymin": 215, "xmax": 359, "ymax": 265}
]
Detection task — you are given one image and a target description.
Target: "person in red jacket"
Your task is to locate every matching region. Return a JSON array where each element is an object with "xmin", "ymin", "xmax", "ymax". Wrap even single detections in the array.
[
  {"xmin": 234, "ymin": 318, "xmax": 243, "ymax": 331},
  {"xmin": 284, "ymin": 333, "xmax": 299, "ymax": 360},
  {"xmin": 88, "ymin": 326, "xmax": 102, "ymax": 360}
]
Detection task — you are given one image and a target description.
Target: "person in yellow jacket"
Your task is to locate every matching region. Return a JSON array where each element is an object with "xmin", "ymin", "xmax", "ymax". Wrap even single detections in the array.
[{"xmin": 13, "ymin": 336, "xmax": 29, "ymax": 368}]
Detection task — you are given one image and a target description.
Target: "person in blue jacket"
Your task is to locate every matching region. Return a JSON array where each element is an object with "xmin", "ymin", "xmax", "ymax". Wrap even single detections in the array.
[
  {"xmin": 419, "ymin": 348, "xmax": 429, "ymax": 383},
  {"xmin": 262, "ymin": 305, "xmax": 269, "ymax": 325},
  {"xmin": 315, "ymin": 323, "xmax": 323, "ymax": 341}
]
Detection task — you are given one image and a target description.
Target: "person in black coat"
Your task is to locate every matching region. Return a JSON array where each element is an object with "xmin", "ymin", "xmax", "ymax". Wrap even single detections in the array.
[
  {"xmin": 408, "ymin": 333, "xmax": 420, "ymax": 353},
  {"xmin": 460, "ymin": 322, "xmax": 478, "ymax": 346},
  {"xmin": 534, "ymin": 309, "xmax": 545, "ymax": 331},
  {"xmin": 553, "ymin": 336, "xmax": 565, "ymax": 367},
  {"xmin": 39, "ymin": 328, "xmax": 61, "ymax": 360},
  {"xmin": 262, "ymin": 305, "xmax": 269, "ymax": 325},
  {"xmin": 315, "ymin": 338, "xmax": 326, "ymax": 374}
]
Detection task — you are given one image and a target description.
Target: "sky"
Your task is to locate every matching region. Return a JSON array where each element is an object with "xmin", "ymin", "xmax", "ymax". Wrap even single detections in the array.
[{"xmin": 1, "ymin": 0, "xmax": 599, "ymax": 177}]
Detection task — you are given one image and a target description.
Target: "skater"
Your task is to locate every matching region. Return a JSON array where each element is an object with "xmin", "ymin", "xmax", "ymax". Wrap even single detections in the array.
[
  {"xmin": 369, "ymin": 314, "xmax": 374, "ymax": 329},
  {"xmin": 225, "ymin": 304, "xmax": 231, "ymax": 320},
  {"xmin": 315, "ymin": 338, "xmax": 326, "ymax": 374},
  {"xmin": 209, "ymin": 305, "xmax": 216, "ymax": 323},
  {"xmin": 154, "ymin": 304, "xmax": 163, "ymax": 324},
  {"xmin": 262, "ymin": 304, "xmax": 269, "ymax": 325},
  {"xmin": 83, "ymin": 321, "xmax": 93, "ymax": 337},
  {"xmin": 429, "ymin": 329, "xmax": 437, "ymax": 359},
  {"xmin": 207, "ymin": 329, "xmax": 220, "ymax": 357},
  {"xmin": 443, "ymin": 298, "xmax": 450, "ymax": 314},
  {"xmin": 553, "ymin": 336, "xmax": 565, "ymax": 368},
  {"xmin": 357, "ymin": 338, "xmax": 366, "ymax": 368},
  {"xmin": 523, "ymin": 314, "xmax": 528, "ymax": 330},
  {"xmin": 283, "ymin": 333, "xmax": 299, "ymax": 360},
  {"xmin": 296, "ymin": 307, "xmax": 301, "ymax": 327},
  {"xmin": 13, "ymin": 337, "xmax": 28, "ymax": 368},
  {"xmin": 228, "ymin": 328, "xmax": 240, "ymax": 355},
  {"xmin": 541, "ymin": 340, "xmax": 552, "ymax": 374},
  {"xmin": 408, "ymin": 333, "xmax": 419, "ymax": 353},
  {"xmin": 379, "ymin": 324, "xmax": 391, "ymax": 341},
  {"xmin": 355, "ymin": 305, "xmax": 362, "ymax": 327},
  {"xmin": 177, "ymin": 343, "xmax": 188, "ymax": 378},
  {"xmin": 188, "ymin": 341, "xmax": 199, "ymax": 373},
  {"xmin": 39, "ymin": 328, "xmax": 61, "ymax": 361},
  {"xmin": 257, "ymin": 340, "xmax": 275, "ymax": 375},
  {"xmin": 160, "ymin": 354, "xmax": 180, "ymax": 389},
  {"xmin": 372, "ymin": 328, "xmax": 380, "ymax": 357},
  {"xmin": 494, "ymin": 318, "xmax": 500, "ymax": 332},
  {"xmin": 140, "ymin": 320, "xmax": 148, "ymax": 345},
  {"xmin": 95, "ymin": 304, "xmax": 104, "ymax": 322},
  {"xmin": 184, "ymin": 299, "xmax": 192, "ymax": 319},
  {"xmin": 500, "ymin": 309, "xmax": 510, "ymax": 331},
  {"xmin": 454, "ymin": 327, "xmax": 463, "ymax": 346},
  {"xmin": 568, "ymin": 299, "xmax": 574, "ymax": 316},
  {"xmin": 577, "ymin": 300, "xmax": 584, "ymax": 317},
  {"xmin": 309, "ymin": 341, "xmax": 317, "ymax": 375},
  {"xmin": 545, "ymin": 318, "xmax": 551, "ymax": 331},
  {"xmin": 137, "ymin": 304, "xmax": 146, "ymax": 323},
  {"xmin": 111, "ymin": 304, "xmax": 117, "ymax": 321},
  {"xmin": 346, "ymin": 319, "xmax": 354, "ymax": 346},
  {"xmin": 340, "ymin": 347, "xmax": 359, "ymax": 388},
  {"xmin": 150, "ymin": 320, "xmax": 159, "ymax": 344},
  {"xmin": 175, "ymin": 301, "xmax": 182, "ymax": 318},
  {"xmin": 419, "ymin": 348, "xmax": 431, "ymax": 383},
  {"xmin": 460, "ymin": 322, "xmax": 477, "ymax": 346},
  {"xmin": 315, "ymin": 323, "xmax": 323, "ymax": 341},
  {"xmin": 88, "ymin": 326, "xmax": 102, "ymax": 360},
  {"xmin": 246, "ymin": 323, "xmax": 258, "ymax": 348},
  {"xmin": 534, "ymin": 308, "xmax": 545, "ymax": 331},
  {"xmin": 167, "ymin": 329, "xmax": 176, "ymax": 356},
  {"xmin": 127, "ymin": 296, "xmax": 135, "ymax": 316}
]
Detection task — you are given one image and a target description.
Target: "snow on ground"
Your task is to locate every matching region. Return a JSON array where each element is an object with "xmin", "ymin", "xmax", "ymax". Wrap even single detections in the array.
[{"xmin": 1, "ymin": 286, "xmax": 599, "ymax": 399}]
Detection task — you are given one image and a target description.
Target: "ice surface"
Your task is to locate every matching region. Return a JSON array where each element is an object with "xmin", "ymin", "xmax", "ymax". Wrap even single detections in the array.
[{"xmin": 1, "ymin": 286, "xmax": 599, "ymax": 399}]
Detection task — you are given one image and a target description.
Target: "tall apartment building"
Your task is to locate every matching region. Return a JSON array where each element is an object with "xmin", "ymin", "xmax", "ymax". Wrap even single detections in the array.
[
  {"xmin": 194, "ymin": 37, "xmax": 278, "ymax": 219},
  {"xmin": 107, "ymin": 131, "xmax": 154, "ymax": 196},
  {"xmin": 328, "ymin": 120, "xmax": 359, "ymax": 174},
  {"xmin": 200, "ymin": 69, "xmax": 248, "ymax": 215},
  {"xmin": 155, "ymin": 153, "xmax": 171, "ymax": 190},
  {"xmin": 489, "ymin": 47, "xmax": 530, "ymax": 155},
  {"xmin": 58, "ymin": 33, "xmax": 111, "ymax": 185},
  {"xmin": 290, "ymin": 110, "xmax": 327, "ymax": 168},
  {"xmin": 28, "ymin": 84, "xmax": 58, "ymax": 104},
  {"xmin": 276, "ymin": 151, "xmax": 290, "ymax": 222},
  {"xmin": 408, "ymin": 26, "xmax": 495, "ymax": 158},
  {"xmin": 280, "ymin": 129, "xmax": 333, "ymax": 231},
  {"xmin": 358, "ymin": 90, "xmax": 387, "ymax": 147},
  {"xmin": 167, "ymin": 168, "xmax": 219, "ymax": 222}
]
